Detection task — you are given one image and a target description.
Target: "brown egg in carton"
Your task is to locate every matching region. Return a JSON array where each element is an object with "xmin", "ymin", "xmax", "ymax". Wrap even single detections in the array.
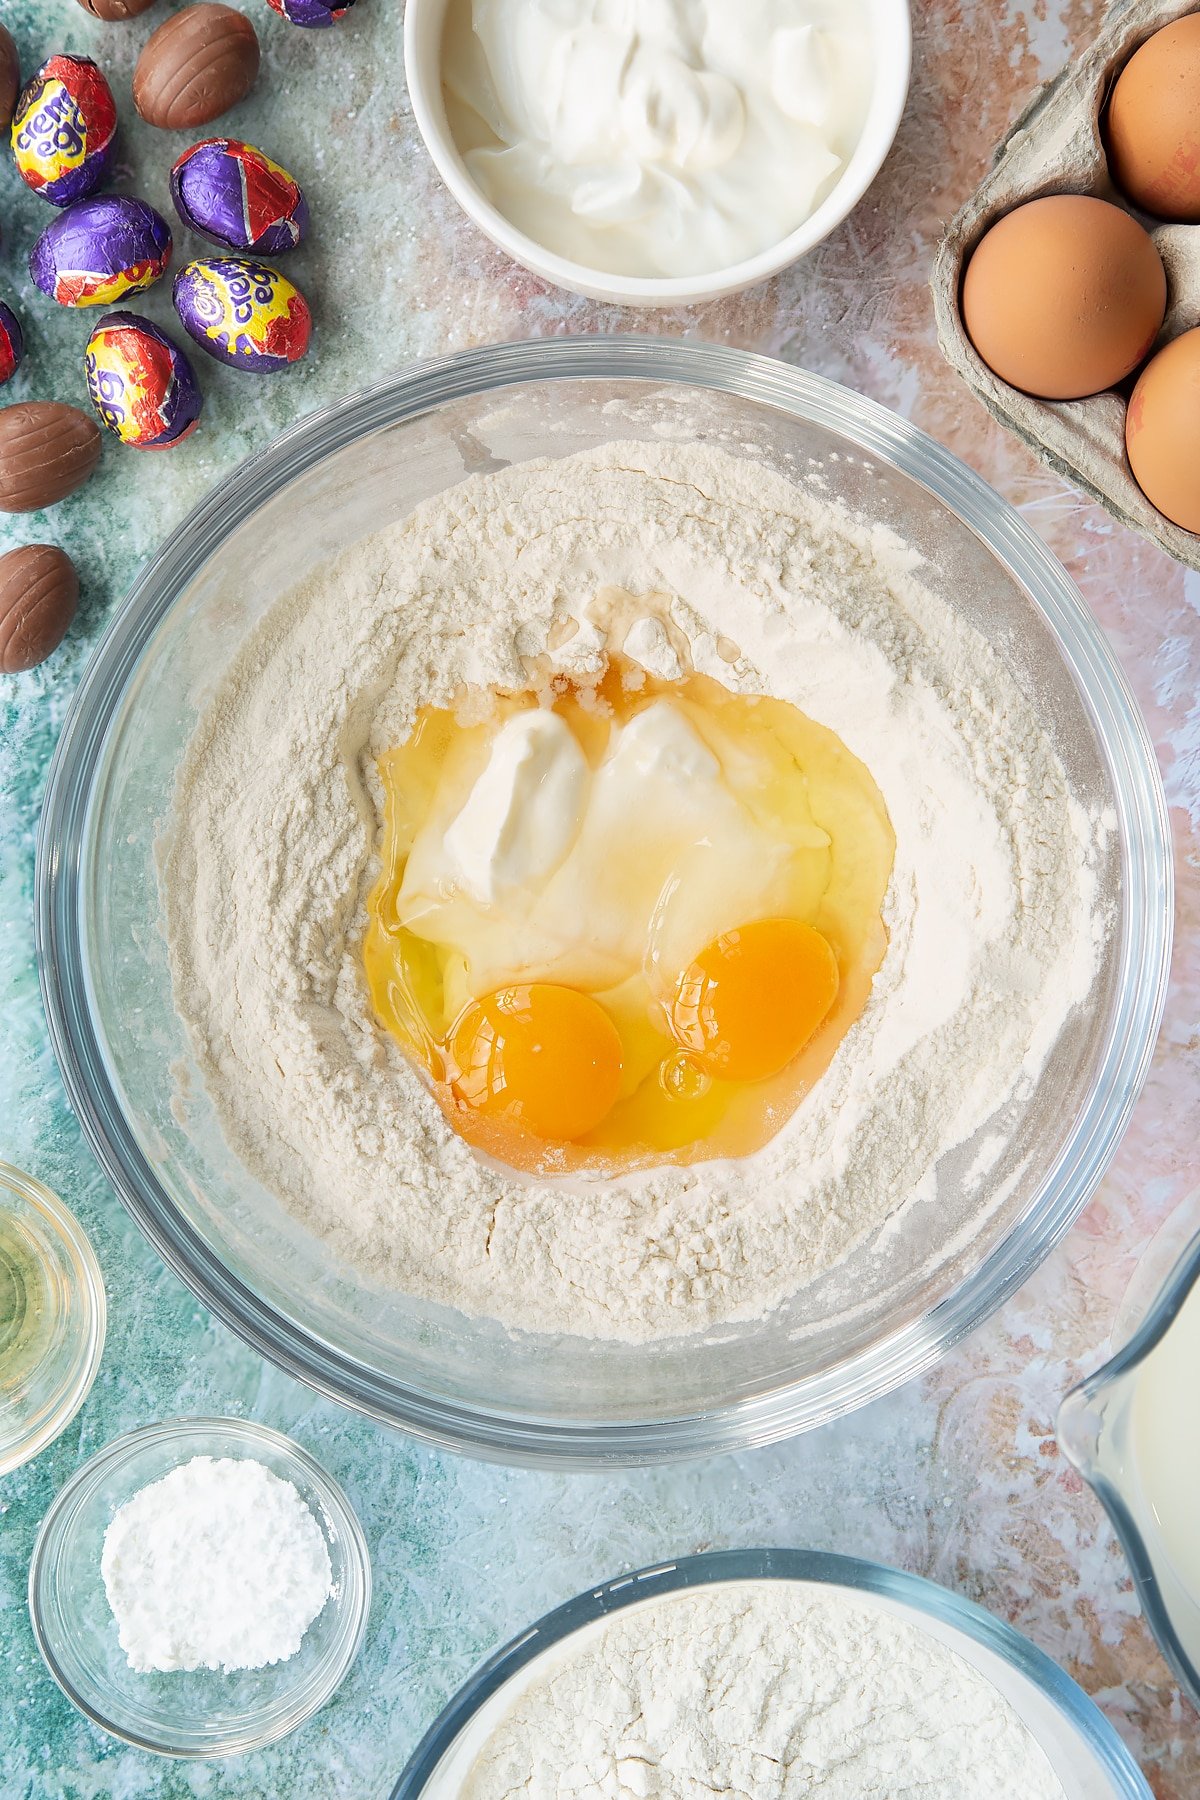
[{"xmin": 932, "ymin": 0, "xmax": 1200, "ymax": 572}]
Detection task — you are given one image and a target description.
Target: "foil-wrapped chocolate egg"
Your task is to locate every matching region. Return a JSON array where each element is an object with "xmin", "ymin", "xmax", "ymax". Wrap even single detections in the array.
[
  {"xmin": 0, "ymin": 303, "xmax": 23, "ymax": 387},
  {"xmin": 171, "ymin": 138, "xmax": 309, "ymax": 255},
  {"xmin": 173, "ymin": 257, "xmax": 311, "ymax": 372},
  {"xmin": 267, "ymin": 0, "xmax": 358, "ymax": 26},
  {"xmin": 84, "ymin": 311, "xmax": 202, "ymax": 451},
  {"xmin": 11, "ymin": 55, "xmax": 118, "ymax": 208},
  {"xmin": 30, "ymin": 196, "xmax": 173, "ymax": 308}
]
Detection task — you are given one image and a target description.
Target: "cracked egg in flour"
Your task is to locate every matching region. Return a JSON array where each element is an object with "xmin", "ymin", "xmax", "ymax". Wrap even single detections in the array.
[{"xmin": 364, "ymin": 604, "xmax": 895, "ymax": 1176}]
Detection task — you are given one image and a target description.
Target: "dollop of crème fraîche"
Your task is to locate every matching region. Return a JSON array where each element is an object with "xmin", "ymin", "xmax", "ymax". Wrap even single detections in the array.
[{"xmin": 363, "ymin": 648, "xmax": 894, "ymax": 1175}]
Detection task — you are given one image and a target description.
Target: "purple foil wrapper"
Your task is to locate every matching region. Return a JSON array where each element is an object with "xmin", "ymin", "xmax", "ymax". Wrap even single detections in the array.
[
  {"xmin": 30, "ymin": 196, "xmax": 172, "ymax": 309},
  {"xmin": 11, "ymin": 54, "xmax": 118, "ymax": 208},
  {"xmin": 170, "ymin": 138, "xmax": 308, "ymax": 256},
  {"xmin": 173, "ymin": 257, "xmax": 312, "ymax": 373},
  {"xmin": 266, "ymin": 0, "xmax": 358, "ymax": 27},
  {"xmin": 0, "ymin": 302, "xmax": 23, "ymax": 385}
]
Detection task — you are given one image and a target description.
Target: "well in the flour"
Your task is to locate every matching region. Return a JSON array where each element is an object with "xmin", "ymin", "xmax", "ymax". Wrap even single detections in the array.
[
  {"xmin": 160, "ymin": 439, "xmax": 1104, "ymax": 1342},
  {"xmin": 362, "ymin": 647, "xmax": 895, "ymax": 1176}
]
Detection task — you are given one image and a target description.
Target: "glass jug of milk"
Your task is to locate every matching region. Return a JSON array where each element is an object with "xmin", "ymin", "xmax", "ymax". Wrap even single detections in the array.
[{"xmin": 1058, "ymin": 1199, "xmax": 1200, "ymax": 1711}]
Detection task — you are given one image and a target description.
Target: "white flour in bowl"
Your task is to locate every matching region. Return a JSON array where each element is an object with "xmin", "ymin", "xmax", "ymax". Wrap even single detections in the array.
[
  {"xmin": 458, "ymin": 1583, "xmax": 1066, "ymax": 1798},
  {"xmin": 159, "ymin": 440, "xmax": 1106, "ymax": 1342}
]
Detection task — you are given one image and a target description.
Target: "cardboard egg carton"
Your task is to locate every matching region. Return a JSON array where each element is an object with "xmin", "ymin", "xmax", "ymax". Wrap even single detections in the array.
[{"xmin": 933, "ymin": 0, "xmax": 1200, "ymax": 571}]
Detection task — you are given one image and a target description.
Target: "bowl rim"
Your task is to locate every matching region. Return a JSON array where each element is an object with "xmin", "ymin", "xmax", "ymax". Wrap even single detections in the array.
[
  {"xmin": 1058, "ymin": 1210, "xmax": 1200, "ymax": 1717},
  {"xmin": 388, "ymin": 1547, "xmax": 1153, "ymax": 1798},
  {"xmin": 26, "ymin": 1413, "xmax": 372, "ymax": 1759},
  {"xmin": 34, "ymin": 335, "xmax": 1173, "ymax": 1468},
  {"xmin": 0, "ymin": 1159, "xmax": 107, "ymax": 1479},
  {"xmin": 403, "ymin": 0, "xmax": 913, "ymax": 305}
]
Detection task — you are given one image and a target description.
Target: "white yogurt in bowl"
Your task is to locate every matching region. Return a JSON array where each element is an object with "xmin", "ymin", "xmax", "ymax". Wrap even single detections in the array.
[
  {"xmin": 440, "ymin": 0, "xmax": 872, "ymax": 280},
  {"xmin": 404, "ymin": 0, "xmax": 911, "ymax": 303}
]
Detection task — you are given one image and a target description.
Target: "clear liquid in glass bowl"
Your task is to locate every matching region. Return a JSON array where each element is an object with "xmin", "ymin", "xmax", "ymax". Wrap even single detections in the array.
[{"xmin": 0, "ymin": 1162, "xmax": 106, "ymax": 1477}]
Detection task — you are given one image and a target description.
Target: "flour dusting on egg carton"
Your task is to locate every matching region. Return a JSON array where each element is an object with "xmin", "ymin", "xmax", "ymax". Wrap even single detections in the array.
[{"xmin": 933, "ymin": 0, "xmax": 1200, "ymax": 571}]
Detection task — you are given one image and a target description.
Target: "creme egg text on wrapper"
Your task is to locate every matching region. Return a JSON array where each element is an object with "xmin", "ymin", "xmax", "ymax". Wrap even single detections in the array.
[
  {"xmin": 30, "ymin": 197, "xmax": 173, "ymax": 308},
  {"xmin": 173, "ymin": 257, "xmax": 312, "ymax": 371},
  {"xmin": 84, "ymin": 312, "xmax": 203, "ymax": 451},
  {"xmin": 11, "ymin": 55, "xmax": 117, "ymax": 208},
  {"xmin": 363, "ymin": 644, "xmax": 895, "ymax": 1176}
]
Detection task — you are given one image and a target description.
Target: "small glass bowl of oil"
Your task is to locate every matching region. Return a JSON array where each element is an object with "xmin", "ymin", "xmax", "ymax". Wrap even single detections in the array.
[
  {"xmin": 1058, "ymin": 1188, "xmax": 1200, "ymax": 1712},
  {"xmin": 0, "ymin": 1161, "xmax": 106, "ymax": 1477}
]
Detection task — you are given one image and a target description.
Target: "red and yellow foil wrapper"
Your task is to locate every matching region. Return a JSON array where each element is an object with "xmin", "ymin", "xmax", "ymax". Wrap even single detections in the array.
[
  {"xmin": 85, "ymin": 311, "xmax": 202, "ymax": 451},
  {"xmin": 171, "ymin": 138, "xmax": 309, "ymax": 255},
  {"xmin": 11, "ymin": 55, "xmax": 117, "ymax": 208},
  {"xmin": 173, "ymin": 258, "xmax": 312, "ymax": 373},
  {"xmin": 0, "ymin": 303, "xmax": 23, "ymax": 387},
  {"xmin": 30, "ymin": 196, "xmax": 172, "ymax": 309}
]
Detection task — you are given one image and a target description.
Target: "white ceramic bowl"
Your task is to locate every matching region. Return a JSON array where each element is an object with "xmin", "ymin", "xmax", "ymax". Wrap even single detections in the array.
[{"xmin": 404, "ymin": 0, "xmax": 912, "ymax": 306}]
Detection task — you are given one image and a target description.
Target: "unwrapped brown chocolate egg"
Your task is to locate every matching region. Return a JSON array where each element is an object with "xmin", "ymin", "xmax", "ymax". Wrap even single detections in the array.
[
  {"xmin": 0, "ymin": 544, "xmax": 78, "ymax": 672},
  {"xmin": 1126, "ymin": 328, "xmax": 1200, "ymax": 533},
  {"xmin": 962, "ymin": 195, "xmax": 1166, "ymax": 400},
  {"xmin": 1108, "ymin": 17, "xmax": 1200, "ymax": 221},
  {"xmin": 0, "ymin": 26, "xmax": 20, "ymax": 130},
  {"xmin": 77, "ymin": 0, "xmax": 160, "ymax": 16},
  {"xmin": 0, "ymin": 402, "xmax": 103, "ymax": 511},
  {"xmin": 134, "ymin": 4, "xmax": 259, "ymax": 130}
]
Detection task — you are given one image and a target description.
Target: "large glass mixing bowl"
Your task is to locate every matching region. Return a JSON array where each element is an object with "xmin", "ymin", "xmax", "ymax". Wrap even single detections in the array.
[{"xmin": 36, "ymin": 339, "xmax": 1171, "ymax": 1466}]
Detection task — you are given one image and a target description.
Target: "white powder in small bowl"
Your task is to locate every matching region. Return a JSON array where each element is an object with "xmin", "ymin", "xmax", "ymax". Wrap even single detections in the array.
[{"xmin": 100, "ymin": 1454, "xmax": 333, "ymax": 1675}]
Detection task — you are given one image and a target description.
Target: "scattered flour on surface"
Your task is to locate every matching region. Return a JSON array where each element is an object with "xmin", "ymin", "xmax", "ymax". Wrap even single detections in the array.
[
  {"xmin": 100, "ymin": 1455, "xmax": 333, "ymax": 1674},
  {"xmin": 160, "ymin": 440, "xmax": 1105, "ymax": 1342},
  {"xmin": 459, "ymin": 1583, "xmax": 1067, "ymax": 1799}
]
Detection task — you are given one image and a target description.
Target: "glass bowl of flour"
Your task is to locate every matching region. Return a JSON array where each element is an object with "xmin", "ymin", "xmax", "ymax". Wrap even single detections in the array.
[
  {"xmin": 388, "ymin": 1550, "xmax": 1152, "ymax": 1798},
  {"xmin": 27, "ymin": 1416, "xmax": 371, "ymax": 1756},
  {"xmin": 35, "ymin": 338, "xmax": 1172, "ymax": 1465}
]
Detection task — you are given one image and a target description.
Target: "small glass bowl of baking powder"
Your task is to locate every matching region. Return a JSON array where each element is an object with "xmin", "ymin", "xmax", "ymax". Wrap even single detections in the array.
[{"xmin": 27, "ymin": 1416, "xmax": 371, "ymax": 1758}]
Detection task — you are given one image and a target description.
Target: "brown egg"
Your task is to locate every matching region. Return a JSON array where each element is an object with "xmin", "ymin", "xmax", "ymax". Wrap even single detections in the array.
[
  {"xmin": 961, "ymin": 195, "xmax": 1166, "ymax": 400},
  {"xmin": 1126, "ymin": 328, "xmax": 1200, "ymax": 533},
  {"xmin": 0, "ymin": 545, "xmax": 79, "ymax": 674},
  {"xmin": 1108, "ymin": 17, "xmax": 1200, "ymax": 221}
]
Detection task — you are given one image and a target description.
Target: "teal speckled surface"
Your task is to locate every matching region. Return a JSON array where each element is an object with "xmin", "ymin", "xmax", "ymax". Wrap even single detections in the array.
[{"xmin": 3, "ymin": 2, "xmax": 1200, "ymax": 1796}]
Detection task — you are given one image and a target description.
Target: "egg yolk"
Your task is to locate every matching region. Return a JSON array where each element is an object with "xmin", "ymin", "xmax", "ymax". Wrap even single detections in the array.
[
  {"xmin": 670, "ymin": 919, "xmax": 840, "ymax": 1083},
  {"xmin": 362, "ymin": 645, "xmax": 895, "ymax": 1177},
  {"xmin": 448, "ymin": 984, "xmax": 624, "ymax": 1143}
]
